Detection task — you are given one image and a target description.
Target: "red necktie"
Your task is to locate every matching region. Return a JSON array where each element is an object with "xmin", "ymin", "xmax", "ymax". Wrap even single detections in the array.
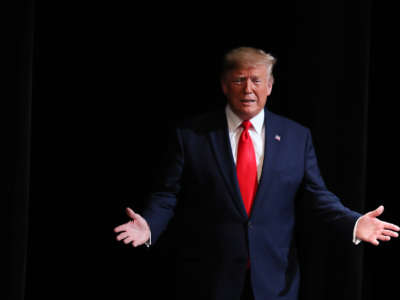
[{"xmin": 236, "ymin": 120, "xmax": 258, "ymax": 216}]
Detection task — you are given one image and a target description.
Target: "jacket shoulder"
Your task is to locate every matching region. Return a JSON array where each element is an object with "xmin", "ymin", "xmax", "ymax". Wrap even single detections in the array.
[
  {"xmin": 268, "ymin": 110, "xmax": 310, "ymax": 134},
  {"xmin": 177, "ymin": 109, "xmax": 225, "ymax": 133}
]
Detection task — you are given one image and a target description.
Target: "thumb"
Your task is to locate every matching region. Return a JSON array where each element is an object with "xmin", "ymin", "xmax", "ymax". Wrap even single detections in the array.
[
  {"xmin": 369, "ymin": 205, "xmax": 384, "ymax": 218},
  {"xmin": 126, "ymin": 207, "xmax": 137, "ymax": 220}
]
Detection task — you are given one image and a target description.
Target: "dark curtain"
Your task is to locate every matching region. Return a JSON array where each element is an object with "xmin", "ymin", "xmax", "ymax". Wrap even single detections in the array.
[
  {"xmin": 13, "ymin": 1, "xmax": 399, "ymax": 300},
  {"xmin": 11, "ymin": 1, "xmax": 34, "ymax": 300}
]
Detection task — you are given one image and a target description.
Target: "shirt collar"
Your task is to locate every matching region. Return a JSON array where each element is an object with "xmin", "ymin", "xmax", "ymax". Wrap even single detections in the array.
[{"xmin": 225, "ymin": 104, "xmax": 265, "ymax": 134}]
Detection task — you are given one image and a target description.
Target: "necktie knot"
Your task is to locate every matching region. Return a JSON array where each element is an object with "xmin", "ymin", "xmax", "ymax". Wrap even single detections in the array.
[{"xmin": 241, "ymin": 120, "xmax": 252, "ymax": 131}]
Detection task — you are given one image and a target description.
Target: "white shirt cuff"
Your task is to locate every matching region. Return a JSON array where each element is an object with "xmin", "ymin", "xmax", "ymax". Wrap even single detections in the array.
[
  {"xmin": 353, "ymin": 217, "xmax": 362, "ymax": 245},
  {"xmin": 144, "ymin": 232, "xmax": 151, "ymax": 247}
]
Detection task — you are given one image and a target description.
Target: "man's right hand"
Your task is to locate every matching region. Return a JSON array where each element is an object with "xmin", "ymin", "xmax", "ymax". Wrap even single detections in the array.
[{"xmin": 114, "ymin": 207, "xmax": 151, "ymax": 247}]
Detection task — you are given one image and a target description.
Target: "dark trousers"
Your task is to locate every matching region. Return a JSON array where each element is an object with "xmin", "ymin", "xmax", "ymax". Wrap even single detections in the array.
[{"xmin": 240, "ymin": 269, "xmax": 255, "ymax": 300}]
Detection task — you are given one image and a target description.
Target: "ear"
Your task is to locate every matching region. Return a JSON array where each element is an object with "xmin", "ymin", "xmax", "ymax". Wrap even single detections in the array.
[
  {"xmin": 221, "ymin": 77, "xmax": 228, "ymax": 96},
  {"xmin": 266, "ymin": 77, "xmax": 274, "ymax": 96}
]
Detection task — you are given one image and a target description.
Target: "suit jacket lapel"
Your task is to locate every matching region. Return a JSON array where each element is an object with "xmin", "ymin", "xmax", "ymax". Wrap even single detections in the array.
[{"xmin": 208, "ymin": 110, "xmax": 248, "ymax": 218}]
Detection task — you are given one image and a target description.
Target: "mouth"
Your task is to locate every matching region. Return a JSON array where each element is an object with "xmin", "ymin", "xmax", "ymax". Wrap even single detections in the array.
[{"xmin": 240, "ymin": 99, "xmax": 256, "ymax": 104}]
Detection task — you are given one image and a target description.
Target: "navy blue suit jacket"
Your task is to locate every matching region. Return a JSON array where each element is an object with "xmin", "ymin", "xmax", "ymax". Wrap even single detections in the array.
[{"xmin": 142, "ymin": 108, "xmax": 360, "ymax": 300}]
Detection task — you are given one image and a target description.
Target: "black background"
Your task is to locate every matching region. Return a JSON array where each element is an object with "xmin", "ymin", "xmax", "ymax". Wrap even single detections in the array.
[{"xmin": 13, "ymin": 1, "xmax": 400, "ymax": 300}]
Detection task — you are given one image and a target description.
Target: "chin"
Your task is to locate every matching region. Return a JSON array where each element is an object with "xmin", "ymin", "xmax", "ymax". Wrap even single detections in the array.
[{"xmin": 237, "ymin": 110, "xmax": 258, "ymax": 120}]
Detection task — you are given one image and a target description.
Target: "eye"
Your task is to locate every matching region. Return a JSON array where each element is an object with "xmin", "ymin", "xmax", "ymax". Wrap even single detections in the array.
[{"xmin": 232, "ymin": 78, "xmax": 244, "ymax": 84}]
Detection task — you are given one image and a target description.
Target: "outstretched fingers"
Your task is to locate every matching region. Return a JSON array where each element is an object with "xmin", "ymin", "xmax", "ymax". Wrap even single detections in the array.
[
  {"xmin": 369, "ymin": 227, "xmax": 399, "ymax": 245},
  {"xmin": 114, "ymin": 224, "xmax": 125, "ymax": 233},
  {"xmin": 377, "ymin": 234, "xmax": 391, "ymax": 242},
  {"xmin": 371, "ymin": 239, "xmax": 380, "ymax": 246},
  {"xmin": 116, "ymin": 232, "xmax": 129, "ymax": 241},
  {"xmin": 123, "ymin": 237, "xmax": 134, "ymax": 244},
  {"xmin": 382, "ymin": 229, "xmax": 399, "ymax": 238},
  {"xmin": 114, "ymin": 222, "xmax": 130, "ymax": 233},
  {"xmin": 382, "ymin": 221, "xmax": 400, "ymax": 232}
]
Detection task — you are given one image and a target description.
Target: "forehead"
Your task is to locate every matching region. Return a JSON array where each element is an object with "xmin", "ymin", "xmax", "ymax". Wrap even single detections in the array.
[{"xmin": 229, "ymin": 64, "xmax": 268, "ymax": 77}]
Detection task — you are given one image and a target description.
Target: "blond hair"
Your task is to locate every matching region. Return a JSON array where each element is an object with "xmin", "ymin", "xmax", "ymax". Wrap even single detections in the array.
[{"xmin": 221, "ymin": 47, "xmax": 277, "ymax": 81}]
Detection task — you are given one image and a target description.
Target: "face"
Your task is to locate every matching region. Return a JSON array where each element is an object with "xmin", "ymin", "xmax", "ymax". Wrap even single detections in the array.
[{"xmin": 221, "ymin": 64, "xmax": 273, "ymax": 120}]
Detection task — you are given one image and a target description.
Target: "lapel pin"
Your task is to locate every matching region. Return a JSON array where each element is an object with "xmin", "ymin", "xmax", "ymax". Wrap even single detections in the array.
[{"xmin": 274, "ymin": 134, "xmax": 281, "ymax": 141}]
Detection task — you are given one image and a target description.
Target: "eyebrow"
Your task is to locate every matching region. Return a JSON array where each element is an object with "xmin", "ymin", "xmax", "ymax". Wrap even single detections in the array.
[{"xmin": 231, "ymin": 75, "xmax": 263, "ymax": 80}]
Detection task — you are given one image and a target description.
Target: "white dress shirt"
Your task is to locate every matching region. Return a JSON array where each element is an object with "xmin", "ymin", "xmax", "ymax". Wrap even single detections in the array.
[{"xmin": 225, "ymin": 105, "xmax": 265, "ymax": 183}]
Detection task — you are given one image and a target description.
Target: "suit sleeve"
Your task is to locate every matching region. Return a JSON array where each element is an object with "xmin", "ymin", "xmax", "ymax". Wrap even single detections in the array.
[
  {"xmin": 141, "ymin": 126, "xmax": 184, "ymax": 245},
  {"xmin": 303, "ymin": 129, "xmax": 361, "ymax": 239}
]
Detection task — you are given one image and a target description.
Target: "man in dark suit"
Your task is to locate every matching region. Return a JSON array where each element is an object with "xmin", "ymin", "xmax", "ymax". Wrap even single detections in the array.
[{"xmin": 114, "ymin": 47, "xmax": 399, "ymax": 300}]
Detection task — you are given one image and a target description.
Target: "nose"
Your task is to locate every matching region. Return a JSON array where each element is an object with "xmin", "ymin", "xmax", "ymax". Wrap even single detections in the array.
[{"xmin": 243, "ymin": 79, "xmax": 253, "ymax": 94}]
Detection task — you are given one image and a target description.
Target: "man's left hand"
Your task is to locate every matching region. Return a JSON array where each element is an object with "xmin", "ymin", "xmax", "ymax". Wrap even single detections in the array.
[{"xmin": 356, "ymin": 205, "xmax": 400, "ymax": 246}]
